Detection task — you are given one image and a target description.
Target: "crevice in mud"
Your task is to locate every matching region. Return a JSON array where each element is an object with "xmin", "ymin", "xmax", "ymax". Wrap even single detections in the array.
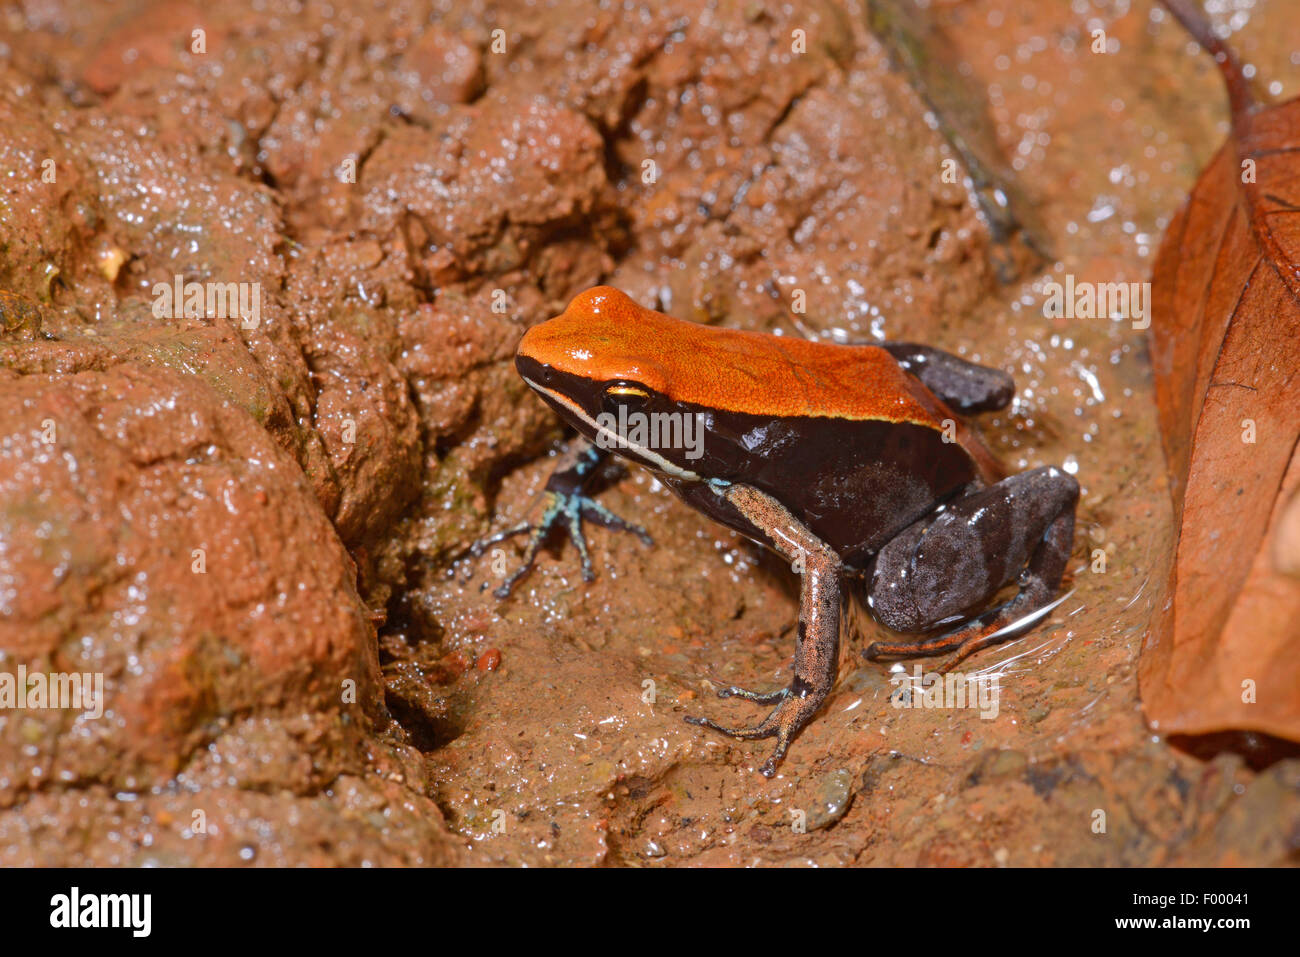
[
  {"xmin": 1169, "ymin": 731, "xmax": 1300, "ymax": 772},
  {"xmin": 379, "ymin": 554, "xmax": 447, "ymax": 647},
  {"xmin": 256, "ymin": 161, "xmax": 282, "ymax": 195},
  {"xmin": 351, "ymin": 125, "xmax": 389, "ymax": 189},
  {"xmin": 377, "ymin": 607, "xmax": 470, "ymax": 753},
  {"xmin": 385, "ymin": 103, "xmax": 432, "ymax": 130},
  {"xmin": 595, "ymin": 74, "xmax": 649, "ymax": 188},
  {"xmin": 374, "ymin": 567, "xmax": 476, "ymax": 754},
  {"xmin": 382, "ymin": 684, "xmax": 466, "ymax": 753},
  {"xmin": 432, "ymin": 430, "xmax": 479, "ymax": 474},
  {"xmin": 760, "ymin": 88, "xmax": 808, "ymax": 147}
]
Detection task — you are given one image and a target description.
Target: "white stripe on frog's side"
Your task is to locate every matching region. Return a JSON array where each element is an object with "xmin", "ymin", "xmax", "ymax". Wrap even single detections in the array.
[{"xmin": 523, "ymin": 376, "xmax": 704, "ymax": 482}]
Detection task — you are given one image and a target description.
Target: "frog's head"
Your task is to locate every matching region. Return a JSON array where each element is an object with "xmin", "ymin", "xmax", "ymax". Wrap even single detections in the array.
[
  {"xmin": 516, "ymin": 286, "xmax": 711, "ymax": 477},
  {"xmin": 516, "ymin": 286, "xmax": 674, "ymax": 410}
]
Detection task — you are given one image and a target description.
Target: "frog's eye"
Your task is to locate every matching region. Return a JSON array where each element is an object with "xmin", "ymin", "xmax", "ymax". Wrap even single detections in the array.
[{"xmin": 601, "ymin": 381, "xmax": 651, "ymax": 415}]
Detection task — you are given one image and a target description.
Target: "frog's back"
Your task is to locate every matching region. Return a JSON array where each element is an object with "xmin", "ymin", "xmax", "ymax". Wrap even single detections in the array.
[
  {"xmin": 540, "ymin": 289, "xmax": 929, "ymax": 417},
  {"xmin": 534, "ymin": 286, "xmax": 1003, "ymax": 483}
]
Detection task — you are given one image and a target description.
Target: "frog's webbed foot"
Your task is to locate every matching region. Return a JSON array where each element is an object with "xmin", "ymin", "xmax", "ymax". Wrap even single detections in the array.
[
  {"xmin": 471, "ymin": 489, "xmax": 652, "ymax": 599},
  {"xmin": 686, "ymin": 680, "xmax": 824, "ymax": 777},
  {"xmin": 683, "ymin": 483, "xmax": 843, "ymax": 778}
]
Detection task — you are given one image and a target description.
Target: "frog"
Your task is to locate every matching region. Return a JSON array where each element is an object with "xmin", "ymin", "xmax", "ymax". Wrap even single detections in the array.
[{"xmin": 475, "ymin": 286, "xmax": 1079, "ymax": 776}]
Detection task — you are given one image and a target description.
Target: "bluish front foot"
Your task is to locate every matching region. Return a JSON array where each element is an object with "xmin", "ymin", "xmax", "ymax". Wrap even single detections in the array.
[{"xmin": 471, "ymin": 488, "xmax": 652, "ymax": 598}]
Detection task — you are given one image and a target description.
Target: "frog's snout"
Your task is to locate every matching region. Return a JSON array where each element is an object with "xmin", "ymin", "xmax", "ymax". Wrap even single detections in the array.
[{"xmin": 514, "ymin": 351, "xmax": 555, "ymax": 387}]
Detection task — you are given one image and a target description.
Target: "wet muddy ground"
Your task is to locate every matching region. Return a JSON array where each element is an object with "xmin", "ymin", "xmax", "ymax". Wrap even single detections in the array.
[{"xmin": 0, "ymin": 0, "xmax": 1296, "ymax": 866}]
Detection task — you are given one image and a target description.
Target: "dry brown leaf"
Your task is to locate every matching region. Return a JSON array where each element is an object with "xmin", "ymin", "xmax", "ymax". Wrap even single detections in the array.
[{"xmin": 1141, "ymin": 0, "xmax": 1300, "ymax": 744}]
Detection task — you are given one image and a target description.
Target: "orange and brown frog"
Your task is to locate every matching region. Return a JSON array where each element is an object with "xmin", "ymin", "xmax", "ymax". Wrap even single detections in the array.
[{"xmin": 476, "ymin": 286, "xmax": 1078, "ymax": 776}]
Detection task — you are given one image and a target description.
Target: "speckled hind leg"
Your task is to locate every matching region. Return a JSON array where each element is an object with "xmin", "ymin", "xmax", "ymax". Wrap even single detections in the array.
[{"xmin": 685, "ymin": 483, "xmax": 842, "ymax": 777}]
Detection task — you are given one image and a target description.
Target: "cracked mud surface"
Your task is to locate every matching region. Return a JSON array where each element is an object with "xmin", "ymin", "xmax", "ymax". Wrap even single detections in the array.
[{"xmin": 0, "ymin": 0, "xmax": 1296, "ymax": 865}]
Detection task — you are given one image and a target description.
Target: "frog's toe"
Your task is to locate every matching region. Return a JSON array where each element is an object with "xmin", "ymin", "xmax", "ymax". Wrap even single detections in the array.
[
  {"xmin": 469, "ymin": 520, "xmax": 536, "ymax": 557},
  {"xmin": 563, "ymin": 502, "xmax": 596, "ymax": 582},
  {"xmin": 863, "ymin": 639, "xmax": 922, "ymax": 661},
  {"xmin": 685, "ymin": 684, "xmax": 824, "ymax": 777},
  {"xmin": 579, "ymin": 496, "xmax": 653, "ymax": 546},
  {"xmin": 491, "ymin": 531, "xmax": 550, "ymax": 598},
  {"xmin": 470, "ymin": 491, "xmax": 567, "ymax": 598},
  {"xmin": 683, "ymin": 710, "xmax": 780, "ymax": 741},
  {"xmin": 717, "ymin": 683, "xmax": 789, "ymax": 705}
]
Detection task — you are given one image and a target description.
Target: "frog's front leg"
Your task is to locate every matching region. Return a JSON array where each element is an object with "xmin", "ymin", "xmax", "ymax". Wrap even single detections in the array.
[
  {"xmin": 684, "ymin": 483, "xmax": 842, "ymax": 778},
  {"xmin": 471, "ymin": 442, "xmax": 652, "ymax": 598},
  {"xmin": 864, "ymin": 466, "xmax": 1079, "ymax": 671}
]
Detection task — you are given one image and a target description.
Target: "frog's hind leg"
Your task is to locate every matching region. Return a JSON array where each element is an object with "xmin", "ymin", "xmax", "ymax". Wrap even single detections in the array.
[
  {"xmin": 864, "ymin": 466, "xmax": 1079, "ymax": 670},
  {"xmin": 684, "ymin": 483, "xmax": 843, "ymax": 777},
  {"xmin": 879, "ymin": 342, "xmax": 1015, "ymax": 413}
]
